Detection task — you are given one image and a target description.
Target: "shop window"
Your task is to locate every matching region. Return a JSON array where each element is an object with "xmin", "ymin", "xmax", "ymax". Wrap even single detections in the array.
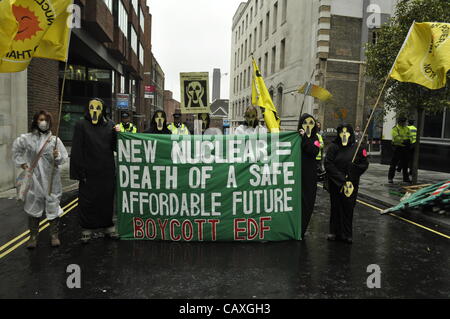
[
  {"xmin": 88, "ymin": 69, "xmax": 111, "ymax": 82},
  {"xmin": 423, "ymin": 111, "xmax": 444, "ymax": 138}
]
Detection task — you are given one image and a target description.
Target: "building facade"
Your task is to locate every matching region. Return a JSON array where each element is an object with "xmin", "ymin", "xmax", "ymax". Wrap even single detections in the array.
[
  {"xmin": 26, "ymin": 0, "xmax": 154, "ymax": 141},
  {"xmin": 0, "ymin": 72, "xmax": 28, "ymax": 191},
  {"xmin": 163, "ymin": 90, "xmax": 180, "ymax": 124},
  {"xmin": 149, "ymin": 53, "xmax": 165, "ymax": 118},
  {"xmin": 229, "ymin": 0, "xmax": 396, "ymax": 132}
]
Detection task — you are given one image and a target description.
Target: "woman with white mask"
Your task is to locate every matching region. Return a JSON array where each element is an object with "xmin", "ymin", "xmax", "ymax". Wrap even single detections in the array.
[{"xmin": 12, "ymin": 110, "xmax": 68, "ymax": 249}]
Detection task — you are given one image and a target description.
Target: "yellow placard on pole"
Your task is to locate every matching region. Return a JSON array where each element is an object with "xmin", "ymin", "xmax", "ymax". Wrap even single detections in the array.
[{"xmin": 180, "ymin": 72, "xmax": 211, "ymax": 114}]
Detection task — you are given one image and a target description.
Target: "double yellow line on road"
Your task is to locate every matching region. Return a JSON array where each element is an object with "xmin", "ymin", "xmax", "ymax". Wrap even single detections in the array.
[{"xmin": 0, "ymin": 198, "xmax": 79, "ymax": 259}]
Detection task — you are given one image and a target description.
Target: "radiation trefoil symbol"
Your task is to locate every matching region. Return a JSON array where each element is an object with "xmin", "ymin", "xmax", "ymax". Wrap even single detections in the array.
[{"xmin": 12, "ymin": 5, "xmax": 43, "ymax": 41}]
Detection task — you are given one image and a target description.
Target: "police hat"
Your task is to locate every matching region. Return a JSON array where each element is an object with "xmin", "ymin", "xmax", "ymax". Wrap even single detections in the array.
[
  {"xmin": 173, "ymin": 113, "xmax": 181, "ymax": 118},
  {"xmin": 122, "ymin": 112, "xmax": 130, "ymax": 118}
]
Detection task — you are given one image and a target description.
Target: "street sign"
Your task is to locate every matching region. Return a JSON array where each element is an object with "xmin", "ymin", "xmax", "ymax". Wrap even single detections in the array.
[
  {"xmin": 116, "ymin": 94, "xmax": 130, "ymax": 110},
  {"xmin": 145, "ymin": 85, "xmax": 155, "ymax": 99}
]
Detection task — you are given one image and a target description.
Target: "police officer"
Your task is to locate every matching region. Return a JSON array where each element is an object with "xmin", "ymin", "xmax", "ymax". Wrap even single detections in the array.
[
  {"xmin": 168, "ymin": 112, "xmax": 190, "ymax": 135},
  {"xmin": 118, "ymin": 112, "xmax": 137, "ymax": 133},
  {"xmin": 388, "ymin": 117, "xmax": 411, "ymax": 184}
]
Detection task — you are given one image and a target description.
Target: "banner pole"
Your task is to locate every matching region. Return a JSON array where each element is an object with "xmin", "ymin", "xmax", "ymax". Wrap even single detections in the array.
[
  {"xmin": 297, "ymin": 69, "xmax": 315, "ymax": 130},
  {"xmin": 351, "ymin": 74, "xmax": 390, "ymax": 163},
  {"xmin": 48, "ymin": 26, "xmax": 72, "ymax": 196}
]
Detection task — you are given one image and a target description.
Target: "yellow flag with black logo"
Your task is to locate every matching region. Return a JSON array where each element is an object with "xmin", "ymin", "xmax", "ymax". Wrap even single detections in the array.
[
  {"xmin": 0, "ymin": 0, "xmax": 72, "ymax": 73},
  {"xmin": 251, "ymin": 58, "xmax": 280, "ymax": 133},
  {"xmin": 0, "ymin": 0, "xmax": 18, "ymax": 59},
  {"xmin": 390, "ymin": 22, "xmax": 450, "ymax": 90}
]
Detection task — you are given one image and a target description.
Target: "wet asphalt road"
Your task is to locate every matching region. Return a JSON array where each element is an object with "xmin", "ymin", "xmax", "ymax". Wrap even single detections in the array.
[{"xmin": 0, "ymin": 188, "xmax": 448, "ymax": 299}]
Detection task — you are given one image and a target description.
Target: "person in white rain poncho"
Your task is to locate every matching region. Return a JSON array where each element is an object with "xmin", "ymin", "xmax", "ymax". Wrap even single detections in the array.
[
  {"xmin": 12, "ymin": 111, "xmax": 68, "ymax": 249},
  {"xmin": 234, "ymin": 106, "xmax": 268, "ymax": 135}
]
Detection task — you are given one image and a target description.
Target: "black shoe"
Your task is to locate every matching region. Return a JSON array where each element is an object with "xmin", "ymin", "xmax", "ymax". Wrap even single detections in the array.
[
  {"xmin": 403, "ymin": 179, "xmax": 412, "ymax": 184},
  {"xmin": 327, "ymin": 234, "xmax": 337, "ymax": 241},
  {"xmin": 340, "ymin": 237, "xmax": 353, "ymax": 244},
  {"xmin": 388, "ymin": 179, "xmax": 394, "ymax": 184}
]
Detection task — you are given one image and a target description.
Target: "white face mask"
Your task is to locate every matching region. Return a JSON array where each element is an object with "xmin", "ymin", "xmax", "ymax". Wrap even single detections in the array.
[{"xmin": 38, "ymin": 121, "xmax": 49, "ymax": 131}]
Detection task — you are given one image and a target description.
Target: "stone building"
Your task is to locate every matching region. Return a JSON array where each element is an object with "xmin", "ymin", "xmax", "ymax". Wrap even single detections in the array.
[{"xmin": 229, "ymin": 0, "xmax": 397, "ymax": 132}]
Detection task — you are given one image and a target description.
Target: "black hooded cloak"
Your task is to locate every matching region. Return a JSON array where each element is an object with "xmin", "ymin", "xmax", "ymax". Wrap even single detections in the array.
[
  {"xmin": 298, "ymin": 114, "xmax": 320, "ymax": 237},
  {"xmin": 70, "ymin": 102, "xmax": 117, "ymax": 230},
  {"xmin": 145, "ymin": 111, "xmax": 171, "ymax": 134},
  {"xmin": 324, "ymin": 124, "xmax": 369, "ymax": 240}
]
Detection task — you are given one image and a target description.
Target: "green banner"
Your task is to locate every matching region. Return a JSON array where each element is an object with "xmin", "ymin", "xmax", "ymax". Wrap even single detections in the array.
[{"xmin": 117, "ymin": 132, "xmax": 302, "ymax": 241}]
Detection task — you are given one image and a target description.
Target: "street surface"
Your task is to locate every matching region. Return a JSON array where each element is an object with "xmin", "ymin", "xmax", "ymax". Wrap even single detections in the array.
[{"xmin": 0, "ymin": 188, "xmax": 448, "ymax": 299}]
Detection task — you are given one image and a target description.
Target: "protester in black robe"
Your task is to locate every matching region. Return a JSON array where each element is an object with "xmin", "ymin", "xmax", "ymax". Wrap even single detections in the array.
[
  {"xmin": 297, "ymin": 114, "xmax": 320, "ymax": 238},
  {"xmin": 198, "ymin": 113, "xmax": 210, "ymax": 134},
  {"xmin": 144, "ymin": 110, "xmax": 171, "ymax": 134},
  {"xmin": 324, "ymin": 124, "xmax": 369, "ymax": 244},
  {"xmin": 70, "ymin": 98, "xmax": 117, "ymax": 244}
]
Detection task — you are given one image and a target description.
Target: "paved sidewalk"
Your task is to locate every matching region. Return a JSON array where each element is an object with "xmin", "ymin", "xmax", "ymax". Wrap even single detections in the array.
[
  {"xmin": 358, "ymin": 162, "xmax": 450, "ymax": 208},
  {"xmin": 0, "ymin": 160, "xmax": 78, "ymax": 199}
]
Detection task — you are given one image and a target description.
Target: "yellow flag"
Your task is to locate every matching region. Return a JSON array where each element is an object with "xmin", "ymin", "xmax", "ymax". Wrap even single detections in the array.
[
  {"xmin": 298, "ymin": 82, "xmax": 332, "ymax": 101},
  {"xmin": 390, "ymin": 22, "xmax": 450, "ymax": 90},
  {"xmin": 0, "ymin": 0, "xmax": 72, "ymax": 73},
  {"xmin": 0, "ymin": 0, "xmax": 18, "ymax": 59},
  {"xmin": 251, "ymin": 58, "xmax": 280, "ymax": 133}
]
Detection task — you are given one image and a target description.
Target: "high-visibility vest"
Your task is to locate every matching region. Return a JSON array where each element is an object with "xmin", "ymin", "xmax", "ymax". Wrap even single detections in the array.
[
  {"xmin": 391, "ymin": 125, "xmax": 410, "ymax": 146},
  {"xmin": 316, "ymin": 133, "xmax": 324, "ymax": 161},
  {"xmin": 168, "ymin": 123, "xmax": 190, "ymax": 135},
  {"xmin": 408, "ymin": 125, "xmax": 417, "ymax": 144},
  {"xmin": 119, "ymin": 122, "xmax": 137, "ymax": 133}
]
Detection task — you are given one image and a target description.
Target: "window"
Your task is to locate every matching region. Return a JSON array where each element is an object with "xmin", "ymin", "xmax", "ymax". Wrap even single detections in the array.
[
  {"xmin": 246, "ymin": 14, "xmax": 248, "ymax": 29},
  {"xmin": 280, "ymin": 39, "xmax": 286, "ymax": 69},
  {"xmin": 259, "ymin": 20, "xmax": 263, "ymax": 46},
  {"xmin": 254, "ymin": 27, "xmax": 257, "ymax": 49},
  {"xmin": 241, "ymin": 44, "xmax": 244, "ymax": 64},
  {"xmin": 248, "ymin": 66, "xmax": 251, "ymax": 87},
  {"xmin": 282, "ymin": 0, "xmax": 287, "ymax": 23},
  {"xmin": 130, "ymin": 26, "xmax": 138, "ymax": 54},
  {"xmin": 258, "ymin": 57, "xmax": 262, "ymax": 71},
  {"xmin": 372, "ymin": 30, "xmax": 380, "ymax": 45},
  {"xmin": 273, "ymin": 2, "xmax": 278, "ymax": 32},
  {"xmin": 265, "ymin": 12, "xmax": 270, "ymax": 39},
  {"xmin": 237, "ymin": 48, "xmax": 240, "ymax": 67},
  {"xmin": 243, "ymin": 69, "xmax": 247, "ymax": 90},
  {"xmin": 277, "ymin": 86, "xmax": 283, "ymax": 114},
  {"xmin": 139, "ymin": 42, "xmax": 144, "ymax": 65},
  {"xmin": 244, "ymin": 40, "xmax": 247, "ymax": 60},
  {"xmin": 255, "ymin": 0, "xmax": 258, "ymax": 15},
  {"xmin": 120, "ymin": 75, "xmax": 125, "ymax": 93},
  {"xmin": 131, "ymin": 0, "xmax": 138, "ymax": 15},
  {"xmin": 271, "ymin": 46, "xmax": 276, "ymax": 74},
  {"xmin": 264, "ymin": 52, "xmax": 268, "ymax": 76},
  {"xmin": 103, "ymin": 0, "xmax": 112, "ymax": 12},
  {"xmin": 423, "ymin": 109, "xmax": 450, "ymax": 139},
  {"xmin": 238, "ymin": 26, "xmax": 241, "ymax": 39},
  {"xmin": 250, "ymin": 7, "xmax": 253, "ymax": 22},
  {"xmin": 249, "ymin": 34, "xmax": 252, "ymax": 55},
  {"xmin": 140, "ymin": 8, "xmax": 145, "ymax": 32},
  {"xmin": 118, "ymin": 0, "xmax": 128, "ymax": 38},
  {"xmin": 234, "ymin": 52, "xmax": 237, "ymax": 70}
]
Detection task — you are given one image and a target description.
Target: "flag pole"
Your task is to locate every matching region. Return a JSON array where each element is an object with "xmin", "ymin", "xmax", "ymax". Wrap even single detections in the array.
[
  {"xmin": 351, "ymin": 74, "xmax": 390, "ymax": 163},
  {"xmin": 351, "ymin": 21, "xmax": 416, "ymax": 163},
  {"xmin": 297, "ymin": 69, "xmax": 315, "ymax": 130},
  {"xmin": 48, "ymin": 27, "xmax": 72, "ymax": 196}
]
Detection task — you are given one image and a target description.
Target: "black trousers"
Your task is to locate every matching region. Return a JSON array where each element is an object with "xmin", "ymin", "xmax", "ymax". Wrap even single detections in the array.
[
  {"xmin": 388, "ymin": 146, "xmax": 409, "ymax": 181},
  {"xmin": 329, "ymin": 182, "xmax": 358, "ymax": 239}
]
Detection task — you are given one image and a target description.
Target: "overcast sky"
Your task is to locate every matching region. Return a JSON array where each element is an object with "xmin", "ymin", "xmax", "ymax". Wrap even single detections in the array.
[{"xmin": 147, "ymin": 0, "xmax": 245, "ymax": 101}]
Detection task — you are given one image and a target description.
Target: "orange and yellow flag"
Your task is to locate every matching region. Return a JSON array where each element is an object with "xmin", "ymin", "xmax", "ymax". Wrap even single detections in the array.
[
  {"xmin": 298, "ymin": 82, "xmax": 332, "ymax": 101},
  {"xmin": 0, "ymin": 0, "xmax": 73, "ymax": 73}
]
